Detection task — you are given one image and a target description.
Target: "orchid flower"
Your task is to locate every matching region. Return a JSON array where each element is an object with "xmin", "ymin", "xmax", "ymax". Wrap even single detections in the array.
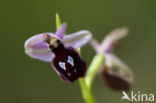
[
  {"xmin": 24, "ymin": 23, "xmax": 92, "ymax": 83},
  {"xmin": 90, "ymin": 28, "xmax": 133, "ymax": 91}
]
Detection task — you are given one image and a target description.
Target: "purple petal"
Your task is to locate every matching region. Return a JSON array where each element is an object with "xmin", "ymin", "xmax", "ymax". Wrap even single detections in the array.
[
  {"xmin": 63, "ymin": 30, "xmax": 92, "ymax": 49},
  {"xmin": 24, "ymin": 33, "xmax": 56, "ymax": 62},
  {"xmin": 100, "ymin": 28, "xmax": 128, "ymax": 53},
  {"xmin": 27, "ymin": 52, "xmax": 54, "ymax": 62},
  {"xmin": 55, "ymin": 23, "xmax": 67, "ymax": 39},
  {"xmin": 90, "ymin": 39, "xmax": 100, "ymax": 53}
]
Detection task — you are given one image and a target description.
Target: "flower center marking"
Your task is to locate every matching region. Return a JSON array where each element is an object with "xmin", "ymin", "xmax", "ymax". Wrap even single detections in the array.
[
  {"xmin": 67, "ymin": 56, "xmax": 74, "ymax": 66},
  {"xmin": 68, "ymin": 73, "xmax": 71, "ymax": 76},
  {"xmin": 59, "ymin": 62, "xmax": 66, "ymax": 70},
  {"xmin": 74, "ymin": 69, "xmax": 76, "ymax": 72}
]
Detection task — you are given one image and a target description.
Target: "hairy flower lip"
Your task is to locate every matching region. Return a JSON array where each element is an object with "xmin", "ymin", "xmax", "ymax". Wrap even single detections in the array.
[
  {"xmin": 104, "ymin": 54, "xmax": 133, "ymax": 84},
  {"xmin": 100, "ymin": 65, "xmax": 130, "ymax": 91},
  {"xmin": 51, "ymin": 45, "xmax": 87, "ymax": 83}
]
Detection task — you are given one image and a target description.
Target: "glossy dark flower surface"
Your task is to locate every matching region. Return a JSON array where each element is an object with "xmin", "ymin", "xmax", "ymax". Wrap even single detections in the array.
[
  {"xmin": 101, "ymin": 65, "xmax": 130, "ymax": 91},
  {"xmin": 52, "ymin": 42, "xmax": 86, "ymax": 82}
]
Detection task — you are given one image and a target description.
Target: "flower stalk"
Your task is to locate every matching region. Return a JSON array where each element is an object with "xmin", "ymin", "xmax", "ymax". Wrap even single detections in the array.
[
  {"xmin": 85, "ymin": 53, "xmax": 104, "ymax": 90},
  {"xmin": 79, "ymin": 53, "xmax": 104, "ymax": 103},
  {"xmin": 79, "ymin": 78, "xmax": 96, "ymax": 103}
]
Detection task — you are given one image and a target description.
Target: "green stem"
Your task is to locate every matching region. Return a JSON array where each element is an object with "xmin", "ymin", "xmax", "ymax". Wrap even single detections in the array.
[
  {"xmin": 85, "ymin": 54, "xmax": 104, "ymax": 90},
  {"xmin": 79, "ymin": 78, "xmax": 96, "ymax": 103},
  {"xmin": 79, "ymin": 53, "xmax": 104, "ymax": 103},
  {"xmin": 78, "ymin": 49, "xmax": 96, "ymax": 103}
]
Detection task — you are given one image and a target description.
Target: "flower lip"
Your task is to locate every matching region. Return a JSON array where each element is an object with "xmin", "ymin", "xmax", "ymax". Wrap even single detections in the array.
[
  {"xmin": 104, "ymin": 54, "xmax": 133, "ymax": 84},
  {"xmin": 100, "ymin": 54, "xmax": 133, "ymax": 91},
  {"xmin": 101, "ymin": 65, "xmax": 130, "ymax": 91},
  {"xmin": 51, "ymin": 44, "xmax": 87, "ymax": 83}
]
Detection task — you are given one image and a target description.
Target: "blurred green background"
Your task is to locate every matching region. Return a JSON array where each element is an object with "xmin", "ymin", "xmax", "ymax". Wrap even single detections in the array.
[{"xmin": 0, "ymin": 0, "xmax": 156, "ymax": 103}]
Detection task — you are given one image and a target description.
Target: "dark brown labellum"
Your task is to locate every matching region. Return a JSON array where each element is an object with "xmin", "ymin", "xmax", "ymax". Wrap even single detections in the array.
[
  {"xmin": 49, "ymin": 40, "xmax": 87, "ymax": 83},
  {"xmin": 101, "ymin": 65, "xmax": 130, "ymax": 91}
]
